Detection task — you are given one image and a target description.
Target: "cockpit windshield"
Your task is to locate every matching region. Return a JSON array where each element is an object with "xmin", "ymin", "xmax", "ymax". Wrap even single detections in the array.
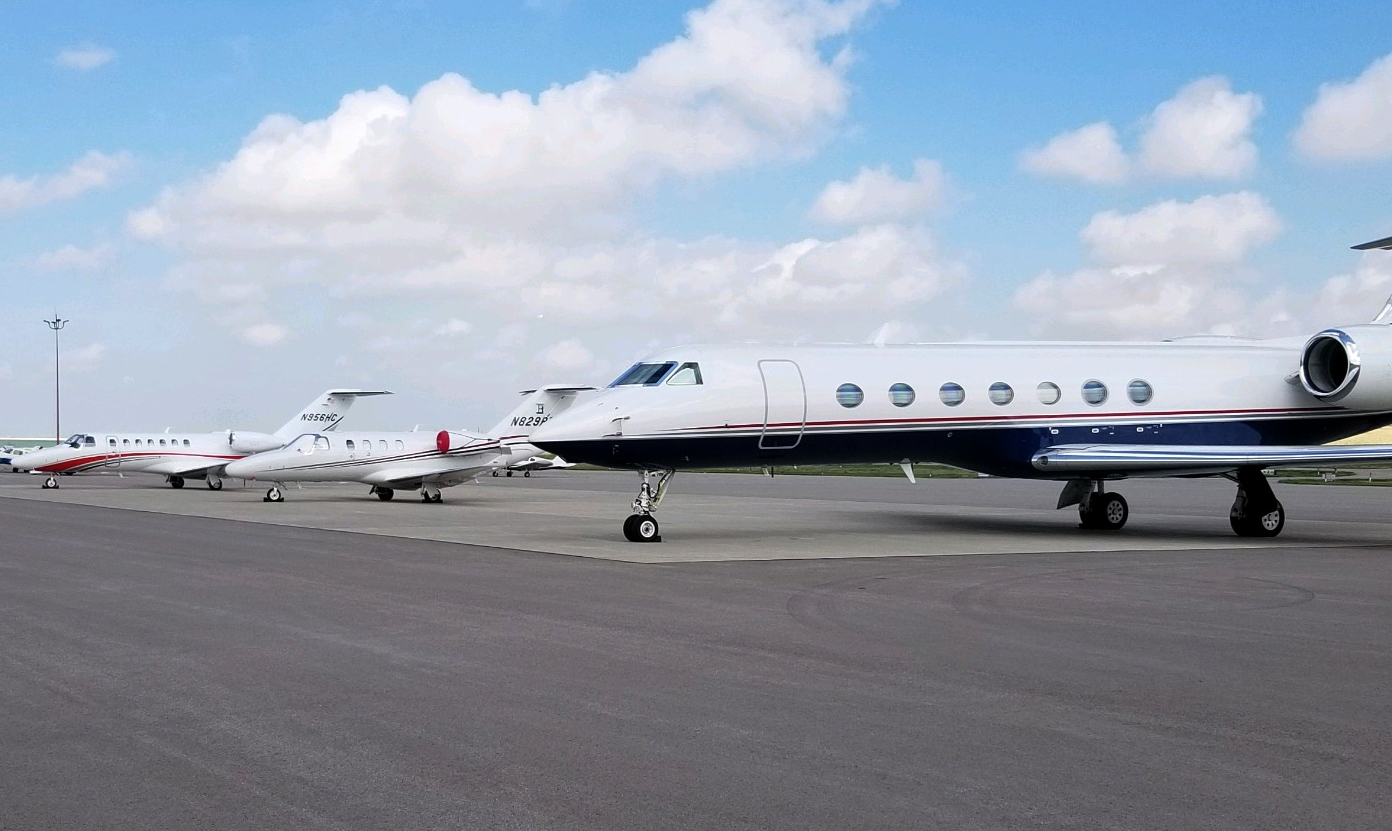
[
  {"xmin": 609, "ymin": 362, "xmax": 677, "ymax": 387},
  {"xmin": 63, "ymin": 433, "xmax": 95, "ymax": 447},
  {"xmin": 289, "ymin": 433, "xmax": 330, "ymax": 454}
]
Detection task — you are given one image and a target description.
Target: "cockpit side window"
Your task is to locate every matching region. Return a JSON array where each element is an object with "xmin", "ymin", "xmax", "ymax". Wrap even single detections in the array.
[
  {"xmin": 64, "ymin": 433, "xmax": 83, "ymax": 447},
  {"xmin": 666, "ymin": 362, "xmax": 702, "ymax": 385},
  {"xmin": 609, "ymin": 362, "xmax": 677, "ymax": 387},
  {"xmin": 314, "ymin": 436, "xmax": 331, "ymax": 451}
]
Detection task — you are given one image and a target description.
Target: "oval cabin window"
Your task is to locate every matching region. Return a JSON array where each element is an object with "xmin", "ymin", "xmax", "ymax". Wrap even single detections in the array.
[
  {"xmin": 1037, "ymin": 382, "xmax": 1061, "ymax": 405},
  {"xmin": 939, "ymin": 382, "xmax": 965, "ymax": 407},
  {"xmin": 889, "ymin": 383, "xmax": 915, "ymax": 407},
  {"xmin": 836, "ymin": 383, "xmax": 864, "ymax": 408},
  {"xmin": 988, "ymin": 382, "xmax": 1014, "ymax": 406},
  {"xmin": 1082, "ymin": 380, "xmax": 1108, "ymax": 406},
  {"xmin": 1127, "ymin": 379, "xmax": 1153, "ymax": 405}
]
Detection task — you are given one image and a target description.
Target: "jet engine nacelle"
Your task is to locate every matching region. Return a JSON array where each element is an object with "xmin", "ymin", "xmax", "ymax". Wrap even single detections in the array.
[
  {"xmin": 1299, "ymin": 324, "xmax": 1392, "ymax": 407},
  {"xmin": 226, "ymin": 430, "xmax": 283, "ymax": 454}
]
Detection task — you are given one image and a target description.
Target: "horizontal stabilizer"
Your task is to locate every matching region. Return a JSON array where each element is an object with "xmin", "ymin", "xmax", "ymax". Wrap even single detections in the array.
[
  {"xmin": 1352, "ymin": 235, "xmax": 1392, "ymax": 251},
  {"xmin": 1033, "ymin": 443, "xmax": 1392, "ymax": 474}
]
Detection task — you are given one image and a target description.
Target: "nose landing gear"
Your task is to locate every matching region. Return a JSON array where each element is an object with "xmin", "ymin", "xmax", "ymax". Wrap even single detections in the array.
[
  {"xmin": 264, "ymin": 486, "xmax": 285, "ymax": 503},
  {"xmin": 623, "ymin": 469, "xmax": 673, "ymax": 542},
  {"xmin": 42, "ymin": 476, "xmax": 59, "ymax": 489}
]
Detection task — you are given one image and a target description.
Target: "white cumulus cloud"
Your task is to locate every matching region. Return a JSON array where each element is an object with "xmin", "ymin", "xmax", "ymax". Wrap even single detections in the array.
[
  {"xmin": 809, "ymin": 159, "xmax": 947, "ymax": 224},
  {"xmin": 1295, "ymin": 53, "xmax": 1392, "ymax": 161},
  {"xmin": 1013, "ymin": 193, "xmax": 1283, "ymax": 338},
  {"xmin": 28, "ymin": 243, "xmax": 114, "ymax": 271},
  {"xmin": 1019, "ymin": 77, "xmax": 1261, "ymax": 184},
  {"xmin": 54, "ymin": 45, "xmax": 116, "ymax": 71},
  {"xmin": 1018, "ymin": 122, "xmax": 1129, "ymax": 184},
  {"xmin": 1081, "ymin": 192, "xmax": 1281, "ymax": 265},
  {"xmin": 0, "ymin": 151, "xmax": 133, "ymax": 214},
  {"xmin": 239, "ymin": 323, "xmax": 290, "ymax": 347}
]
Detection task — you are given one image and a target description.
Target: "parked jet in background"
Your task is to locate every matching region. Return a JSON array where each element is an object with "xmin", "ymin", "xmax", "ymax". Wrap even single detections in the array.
[
  {"xmin": 12, "ymin": 389, "xmax": 390, "ymax": 489},
  {"xmin": 532, "ymin": 237, "xmax": 1392, "ymax": 542},
  {"xmin": 223, "ymin": 386, "xmax": 592, "ymax": 502},
  {"xmin": 491, "ymin": 451, "xmax": 577, "ymax": 477}
]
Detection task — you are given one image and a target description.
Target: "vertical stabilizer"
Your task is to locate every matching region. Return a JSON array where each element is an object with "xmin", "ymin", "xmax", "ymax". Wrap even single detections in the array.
[
  {"xmin": 488, "ymin": 386, "xmax": 597, "ymax": 450},
  {"xmin": 274, "ymin": 389, "xmax": 392, "ymax": 441}
]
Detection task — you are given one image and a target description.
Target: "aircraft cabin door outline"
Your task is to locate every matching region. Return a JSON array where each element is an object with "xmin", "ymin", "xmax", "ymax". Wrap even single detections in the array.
[{"xmin": 758, "ymin": 359, "xmax": 806, "ymax": 450}]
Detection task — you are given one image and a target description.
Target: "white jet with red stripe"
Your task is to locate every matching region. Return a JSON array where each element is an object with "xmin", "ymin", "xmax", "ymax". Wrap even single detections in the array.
[{"xmin": 13, "ymin": 389, "xmax": 391, "ymax": 490}]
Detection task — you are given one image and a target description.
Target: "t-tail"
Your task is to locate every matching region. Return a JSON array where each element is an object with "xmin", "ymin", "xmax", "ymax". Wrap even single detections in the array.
[
  {"xmin": 274, "ymin": 389, "xmax": 393, "ymax": 441},
  {"xmin": 488, "ymin": 385, "xmax": 597, "ymax": 456}
]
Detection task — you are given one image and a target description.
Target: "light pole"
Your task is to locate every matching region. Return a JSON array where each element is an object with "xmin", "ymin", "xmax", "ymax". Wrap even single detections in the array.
[{"xmin": 44, "ymin": 315, "xmax": 68, "ymax": 444}]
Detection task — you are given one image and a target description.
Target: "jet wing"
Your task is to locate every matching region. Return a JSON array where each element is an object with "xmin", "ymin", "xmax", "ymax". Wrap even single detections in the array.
[
  {"xmin": 144, "ymin": 458, "xmax": 239, "ymax": 478},
  {"xmin": 361, "ymin": 462, "xmax": 497, "ymax": 490},
  {"xmin": 1032, "ymin": 443, "xmax": 1392, "ymax": 474}
]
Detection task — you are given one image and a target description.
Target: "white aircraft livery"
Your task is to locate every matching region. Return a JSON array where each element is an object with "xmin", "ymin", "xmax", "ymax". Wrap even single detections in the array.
[
  {"xmin": 13, "ymin": 389, "xmax": 390, "ymax": 490},
  {"xmin": 221, "ymin": 386, "xmax": 592, "ymax": 502},
  {"xmin": 530, "ymin": 237, "xmax": 1392, "ymax": 542}
]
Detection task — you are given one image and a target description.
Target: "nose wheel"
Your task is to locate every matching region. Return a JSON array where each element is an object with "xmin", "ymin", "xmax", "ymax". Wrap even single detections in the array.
[
  {"xmin": 623, "ymin": 514, "xmax": 661, "ymax": 542},
  {"xmin": 622, "ymin": 469, "xmax": 673, "ymax": 542},
  {"xmin": 264, "ymin": 486, "xmax": 284, "ymax": 503},
  {"xmin": 42, "ymin": 476, "xmax": 59, "ymax": 489}
]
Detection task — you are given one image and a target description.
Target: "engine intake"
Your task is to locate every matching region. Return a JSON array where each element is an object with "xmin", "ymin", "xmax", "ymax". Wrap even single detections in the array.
[{"xmin": 1299, "ymin": 325, "xmax": 1392, "ymax": 407}]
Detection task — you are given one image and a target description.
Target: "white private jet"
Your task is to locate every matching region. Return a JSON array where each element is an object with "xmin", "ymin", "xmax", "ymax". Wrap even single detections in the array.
[
  {"xmin": 13, "ymin": 389, "xmax": 390, "ymax": 490},
  {"xmin": 222, "ymin": 386, "xmax": 592, "ymax": 502},
  {"xmin": 490, "ymin": 451, "xmax": 577, "ymax": 477},
  {"xmin": 530, "ymin": 237, "xmax": 1392, "ymax": 543}
]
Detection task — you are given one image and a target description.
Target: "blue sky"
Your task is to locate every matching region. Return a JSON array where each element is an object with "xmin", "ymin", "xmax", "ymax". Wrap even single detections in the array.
[{"xmin": 4, "ymin": 0, "xmax": 1392, "ymax": 434}]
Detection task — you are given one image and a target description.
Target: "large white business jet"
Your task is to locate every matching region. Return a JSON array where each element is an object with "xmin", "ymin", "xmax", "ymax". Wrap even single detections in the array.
[
  {"xmin": 222, "ymin": 386, "xmax": 592, "ymax": 502},
  {"xmin": 531, "ymin": 237, "xmax": 1392, "ymax": 542},
  {"xmin": 12, "ymin": 389, "xmax": 390, "ymax": 490}
]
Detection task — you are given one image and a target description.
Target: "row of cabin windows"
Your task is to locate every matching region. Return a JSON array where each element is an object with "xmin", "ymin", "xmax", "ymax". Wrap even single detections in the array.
[
  {"xmin": 835, "ymin": 379, "xmax": 1155, "ymax": 409},
  {"xmin": 300, "ymin": 438, "xmax": 406, "ymax": 454},
  {"xmin": 108, "ymin": 437, "xmax": 192, "ymax": 448}
]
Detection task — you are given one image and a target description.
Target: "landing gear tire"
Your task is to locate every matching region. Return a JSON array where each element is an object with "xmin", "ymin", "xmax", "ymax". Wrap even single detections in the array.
[
  {"xmin": 169, "ymin": 476, "xmax": 185, "ymax": 489},
  {"xmin": 1079, "ymin": 492, "xmax": 1128, "ymax": 530},
  {"xmin": 506, "ymin": 470, "xmax": 514, "ymax": 477},
  {"xmin": 491, "ymin": 470, "xmax": 499, "ymax": 477},
  {"xmin": 206, "ymin": 478, "xmax": 223, "ymax": 491},
  {"xmin": 1231, "ymin": 499, "xmax": 1284, "ymax": 537},
  {"xmin": 421, "ymin": 489, "xmax": 442, "ymax": 504},
  {"xmin": 523, "ymin": 471, "xmax": 531, "ymax": 478},
  {"xmin": 42, "ymin": 476, "xmax": 58, "ymax": 490},
  {"xmin": 264, "ymin": 486, "xmax": 284, "ymax": 503},
  {"xmin": 623, "ymin": 513, "xmax": 661, "ymax": 543},
  {"xmin": 375, "ymin": 487, "xmax": 395, "ymax": 502}
]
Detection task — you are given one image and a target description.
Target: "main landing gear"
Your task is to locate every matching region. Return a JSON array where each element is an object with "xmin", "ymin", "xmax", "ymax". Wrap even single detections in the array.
[
  {"xmin": 1228, "ymin": 467, "xmax": 1285, "ymax": 537},
  {"xmin": 1061, "ymin": 467, "xmax": 1285, "ymax": 537},
  {"xmin": 370, "ymin": 486, "xmax": 395, "ymax": 502},
  {"xmin": 168, "ymin": 475, "xmax": 185, "ymax": 489},
  {"xmin": 41, "ymin": 475, "xmax": 59, "ymax": 489},
  {"xmin": 1078, "ymin": 489, "xmax": 1129, "ymax": 531},
  {"xmin": 206, "ymin": 476, "xmax": 223, "ymax": 491},
  {"xmin": 623, "ymin": 469, "xmax": 673, "ymax": 543},
  {"xmin": 420, "ymin": 485, "xmax": 443, "ymax": 504}
]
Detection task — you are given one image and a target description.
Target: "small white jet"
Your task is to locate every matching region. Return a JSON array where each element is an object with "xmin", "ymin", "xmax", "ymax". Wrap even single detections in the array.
[
  {"xmin": 13, "ymin": 389, "xmax": 390, "ymax": 490},
  {"xmin": 491, "ymin": 451, "xmax": 577, "ymax": 477},
  {"xmin": 222, "ymin": 386, "xmax": 592, "ymax": 502},
  {"xmin": 531, "ymin": 237, "xmax": 1392, "ymax": 543}
]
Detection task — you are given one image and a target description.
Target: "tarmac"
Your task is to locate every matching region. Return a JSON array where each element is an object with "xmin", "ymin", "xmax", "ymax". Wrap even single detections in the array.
[
  {"xmin": 6, "ymin": 468, "xmax": 1392, "ymax": 562},
  {"xmin": 2, "ymin": 470, "xmax": 1391, "ymax": 829}
]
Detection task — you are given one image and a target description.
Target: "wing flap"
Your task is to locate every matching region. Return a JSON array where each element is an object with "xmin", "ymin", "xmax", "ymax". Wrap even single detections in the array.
[{"xmin": 1033, "ymin": 443, "xmax": 1392, "ymax": 474}]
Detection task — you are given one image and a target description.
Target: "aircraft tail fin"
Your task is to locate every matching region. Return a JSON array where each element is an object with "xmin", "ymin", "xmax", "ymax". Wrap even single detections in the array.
[
  {"xmin": 487, "ymin": 385, "xmax": 596, "ymax": 446},
  {"xmin": 274, "ymin": 389, "xmax": 392, "ymax": 441}
]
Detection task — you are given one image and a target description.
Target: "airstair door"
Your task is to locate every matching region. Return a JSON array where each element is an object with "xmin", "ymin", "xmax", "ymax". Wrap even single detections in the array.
[{"xmin": 758, "ymin": 360, "xmax": 806, "ymax": 450}]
